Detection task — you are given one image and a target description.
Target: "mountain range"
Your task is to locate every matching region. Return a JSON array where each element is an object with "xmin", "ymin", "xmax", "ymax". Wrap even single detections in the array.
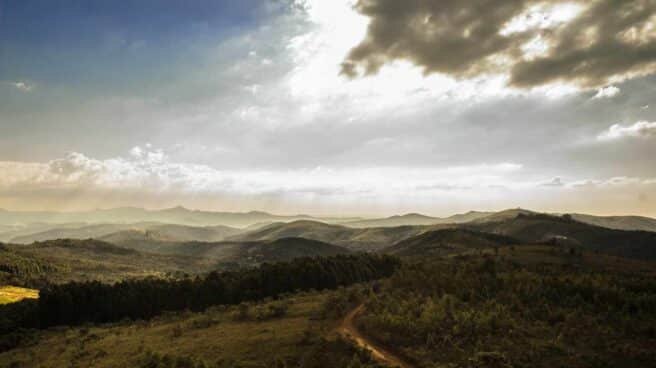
[
  {"xmin": 341, "ymin": 211, "xmax": 492, "ymax": 228},
  {"xmin": 2, "ymin": 206, "xmax": 655, "ymax": 232},
  {"xmin": 0, "ymin": 207, "xmax": 358, "ymax": 228},
  {"xmin": 2, "ymin": 207, "xmax": 656, "ymax": 262}
]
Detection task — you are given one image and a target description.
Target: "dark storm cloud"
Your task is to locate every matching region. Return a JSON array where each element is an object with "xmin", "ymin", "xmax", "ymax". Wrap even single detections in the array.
[
  {"xmin": 341, "ymin": 0, "xmax": 531, "ymax": 78},
  {"xmin": 342, "ymin": 0, "xmax": 656, "ymax": 88}
]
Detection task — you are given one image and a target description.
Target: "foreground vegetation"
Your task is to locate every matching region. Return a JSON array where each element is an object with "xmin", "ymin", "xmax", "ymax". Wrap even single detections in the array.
[
  {"xmin": 0, "ymin": 288, "xmax": 387, "ymax": 368},
  {"xmin": 357, "ymin": 246, "xmax": 656, "ymax": 367},
  {"xmin": 0, "ymin": 253, "xmax": 399, "ymax": 355},
  {"xmin": 2, "ymin": 235, "xmax": 656, "ymax": 367}
]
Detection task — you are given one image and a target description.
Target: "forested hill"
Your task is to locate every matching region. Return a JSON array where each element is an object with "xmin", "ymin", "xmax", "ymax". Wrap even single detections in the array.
[
  {"xmin": 385, "ymin": 228, "xmax": 519, "ymax": 257},
  {"xmin": 466, "ymin": 213, "xmax": 656, "ymax": 260}
]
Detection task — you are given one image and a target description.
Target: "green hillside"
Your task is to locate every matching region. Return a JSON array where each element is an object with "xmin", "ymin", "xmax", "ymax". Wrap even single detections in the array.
[
  {"xmin": 234, "ymin": 220, "xmax": 426, "ymax": 251},
  {"xmin": 467, "ymin": 213, "xmax": 656, "ymax": 260},
  {"xmin": 385, "ymin": 228, "xmax": 519, "ymax": 257}
]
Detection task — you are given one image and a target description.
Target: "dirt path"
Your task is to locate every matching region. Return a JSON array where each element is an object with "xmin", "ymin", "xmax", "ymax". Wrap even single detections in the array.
[{"xmin": 337, "ymin": 304, "xmax": 413, "ymax": 368}]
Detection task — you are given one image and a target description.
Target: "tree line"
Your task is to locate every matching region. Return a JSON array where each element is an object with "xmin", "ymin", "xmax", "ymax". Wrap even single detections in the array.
[{"xmin": 0, "ymin": 253, "xmax": 399, "ymax": 336}]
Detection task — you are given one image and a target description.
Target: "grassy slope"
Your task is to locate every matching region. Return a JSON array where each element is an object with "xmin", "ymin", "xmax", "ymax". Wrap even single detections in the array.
[{"xmin": 0, "ymin": 293, "xmax": 338, "ymax": 367}]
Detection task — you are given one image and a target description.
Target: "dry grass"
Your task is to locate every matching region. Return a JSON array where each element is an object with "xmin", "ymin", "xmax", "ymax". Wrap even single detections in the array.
[
  {"xmin": 0, "ymin": 286, "xmax": 39, "ymax": 305},
  {"xmin": 0, "ymin": 292, "xmax": 329, "ymax": 367}
]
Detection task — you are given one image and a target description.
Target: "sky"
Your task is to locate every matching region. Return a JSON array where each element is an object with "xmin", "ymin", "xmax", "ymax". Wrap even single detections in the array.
[{"xmin": 0, "ymin": 0, "xmax": 655, "ymax": 217}]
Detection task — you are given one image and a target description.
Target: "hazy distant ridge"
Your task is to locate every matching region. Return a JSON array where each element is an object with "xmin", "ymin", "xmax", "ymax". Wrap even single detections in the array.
[{"xmin": 0, "ymin": 207, "xmax": 358, "ymax": 228}]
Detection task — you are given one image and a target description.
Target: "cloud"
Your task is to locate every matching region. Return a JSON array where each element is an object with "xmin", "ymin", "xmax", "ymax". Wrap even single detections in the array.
[
  {"xmin": 341, "ymin": 0, "xmax": 656, "ymax": 89},
  {"xmin": 598, "ymin": 121, "xmax": 656, "ymax": 140},
  {"xmin": 592, "ymin": 85, "xmax": 620, "ymax": 99},
  {"xmin": 129, "ymin": 146, "xmax": 145, "ymax": 158},
  {"xmin": 569, "ymin": 176, "xmax": 656, "ymax": 188},
  {"xmin": 6, "ymin": 81, "xmax": 33, "ymax": 92},
  {"xmin": 540, "ymin": 177, "xmax": 565, "ymax": 187},
  {"xmin": 0, "ymin": 149, "xmax": 526, "ymax": 195},
  {"xmin": 0, "ymin": 148, "xmax": 529, "ymax": 210},
  {"xmin": 1, "ymin": 148, "xmax": 656, "ymax": 216}
]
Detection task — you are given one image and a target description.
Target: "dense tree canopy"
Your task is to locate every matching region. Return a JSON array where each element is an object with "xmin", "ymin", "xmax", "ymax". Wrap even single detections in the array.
[{"xmin": 0, "ymin": 253, "xmax": 400, "ymax": 334}]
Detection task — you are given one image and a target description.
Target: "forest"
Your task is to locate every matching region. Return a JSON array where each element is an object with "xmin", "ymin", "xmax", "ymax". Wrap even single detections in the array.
[
  {"xmin": 0, "ymin": 254, "xmax": 399, "ymax": 346},
  {"xmin": 356, "ymin": 255, "xmax": 656, "ymax": 367}
]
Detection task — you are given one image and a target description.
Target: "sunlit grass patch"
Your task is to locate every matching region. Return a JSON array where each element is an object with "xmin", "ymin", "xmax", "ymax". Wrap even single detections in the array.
[{"xmin": 0, "ymin": 286, "xmax": 39, "ymax": 304}]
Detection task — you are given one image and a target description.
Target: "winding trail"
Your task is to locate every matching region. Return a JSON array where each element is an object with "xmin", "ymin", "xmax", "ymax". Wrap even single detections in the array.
[{"xmin": 337, "ymin": 304, "xmax": 414, "ymax": 368}]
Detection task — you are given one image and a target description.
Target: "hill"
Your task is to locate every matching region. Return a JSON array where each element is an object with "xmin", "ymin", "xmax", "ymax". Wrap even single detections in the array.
[
  {"xmin": 343, "ymin": 211, "xmax": 492, "ymax": 228},
  {"xmin": 98, "ymin": 230, "xmax": 248, "ymax": 256},
  {"xmin": 0, "ymin": 225, "xmax": 20, "ymax": 234},
  {"xmin": 144, "ymin": 223, "xmax": 241, "ymax": 242},
  {"xmin": 468, "ymin": 208, "xmax": 537, "ymax": 223},
  {"xmin": 8, "ymin": 223, "xmax": 153, "ymax": 244},
  {"xmin": 0, "ymin": 207, "xmax": 348, "ymax": 228},
  {"xmin": 384, "ymin": 228, "xmax": 519, "ymax": 257},
  {"xmin": 10, "ymin": 222, "xmax": 242, "ymax": 244},
  {"xmin": 226, "ymin": 237, "xmax": 350, "ymax": 263},
  {"xmin": 99, "ymin": 230, "xmax": 351, "ymax": 264},
  {"xmin": 467, "ymin": 213, "xmax": 656, "ymax": 260},
  {"xmin": 2, "ymin": 239, "xmax": 217, "ymax": 284},
  {"xmin": 570, "ymin": 213, "xmax": 656, "ymax": 232},
  {"xmin": 3, "ymin": 235, "xmax": 352, "ymax": 285},
  {"xmin": 232, "ymin": 220, "xmax": 427, "ymax": 251},
  {"xmin": 466, "ymin": 208, "xmax": 656, "ymax": 233},
  {"xmin": 97, "ymin": 229, "xmax": 180, "ymax": 252},
  {"xmin": 28, "ymin": 238, "xmax": 139, "ymax": 256},
  {"xmin": 343, "ymin": 213, "xmax": 441, "ymax": 228},
  {"xmin": 0, "ymin": 222, "xmax": 88, "ymax": 243},
  {"xmin": 0, "ymin": 244, "xmax": 62, "ymax": 286}
]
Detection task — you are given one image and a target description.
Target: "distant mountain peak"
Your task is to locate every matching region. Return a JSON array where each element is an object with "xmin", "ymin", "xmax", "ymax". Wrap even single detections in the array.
[
  {"xmin": 398, "ymin": 213, "xmax": 433, "ymax": 219},
  {"xmin": 247, "ymin": 210, "xmax": 272, "ymax": 216}
]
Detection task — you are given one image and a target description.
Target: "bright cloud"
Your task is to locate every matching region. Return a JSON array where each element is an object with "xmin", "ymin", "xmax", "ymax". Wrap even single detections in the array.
[
  {"xmin": 287, "ymin": 0, "xmax": 580, "ymax": 111},
  {"xmin": 7, "ymin": 81, "xmax": 33, "ymax": 92},
  {"xmin": 598, "ymin": 121, "xmax": 656, "ymax": 140},
  {"xmin": 0, "ymin": 148, "xmax": 525, "ymax": 196},
  {"xmin": 500, "ymin": 2, "xmax": 585, "ymax": 35},
  {"xmin": 0, "ymin": 147, "xmax": 654, "ymax": 216},
  {"xmin": 592, "ymin": 86, "xmax": 620, "ymax": 99}
]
